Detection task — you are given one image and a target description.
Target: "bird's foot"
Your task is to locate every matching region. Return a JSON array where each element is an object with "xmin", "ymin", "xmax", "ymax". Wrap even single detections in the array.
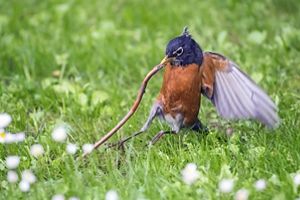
[
  {"xmin": 148, "ymin": 130, "xmax": 176, "ymax": 146},
  {"xmin": 105, "ymin": 130, "xmax": 145, "ymax": 150},
  {"xmin": 191, "ymin": 119, "xmax": 209, "ymax": 133}
]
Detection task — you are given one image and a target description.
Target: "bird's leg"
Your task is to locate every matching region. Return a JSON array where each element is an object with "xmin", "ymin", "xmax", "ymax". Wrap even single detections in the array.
[
  {"xmin": 149, "ymin": 130, "xmax": 176, "ymax": 145},
  {"xmin": 191, "ymin": 118, "xmax": 209, "ymax": 133},
  {"xmin": 106, "ymin": 102, "xmax": 162, "ymax": 149},
  {"xmin": 105, "ymin": 130, "xmax": 145, "ymax": 149}
]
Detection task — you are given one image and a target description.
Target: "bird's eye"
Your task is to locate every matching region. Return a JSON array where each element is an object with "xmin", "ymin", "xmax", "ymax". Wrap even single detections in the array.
[{"xmin": 173, "ymin": 47, "xmax": 183, "ymax": 56}]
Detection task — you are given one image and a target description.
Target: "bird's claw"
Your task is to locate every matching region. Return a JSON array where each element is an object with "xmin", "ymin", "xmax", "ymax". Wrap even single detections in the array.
[{"xmin": 105, "ymin": 140, "xmax": 126, "ymax": 150}]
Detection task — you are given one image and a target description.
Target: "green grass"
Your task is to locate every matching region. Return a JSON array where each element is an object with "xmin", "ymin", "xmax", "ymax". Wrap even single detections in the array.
[{"xmin": 1, "ymin": 0, "xmax": 300, "ymax": 199}]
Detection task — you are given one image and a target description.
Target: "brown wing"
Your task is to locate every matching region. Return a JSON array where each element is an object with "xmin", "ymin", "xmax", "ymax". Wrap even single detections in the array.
[{"xmin": 201, "ymin": 51, "xmax": 280, "ymax": 128}]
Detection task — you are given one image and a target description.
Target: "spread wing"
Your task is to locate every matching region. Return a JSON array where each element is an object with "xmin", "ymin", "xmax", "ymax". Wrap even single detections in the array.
[{"xmin": 201, "ymin": 51, "xmax": 280, "ymax": 128}]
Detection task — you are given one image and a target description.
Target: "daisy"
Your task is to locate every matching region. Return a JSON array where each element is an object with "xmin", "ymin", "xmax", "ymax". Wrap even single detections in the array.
[
  {"xmin": 52, "ymin": 126, "xmax": 67, "ymax": 142},
  {"xmin": 30, "ymin": 144, "xmax": 45, "ymax": 157},
  {"xmin": 105, "ymin": 190, "xmax": 118, "ymax": 200},
  {"xmin": 19, "ymin": 180, "xmax": 30, "ymax": 192},
  {"xmin": 219, "ymin": 179, "xmax": 234, "ymax": 193},
  {"xmin": 21, "ymin": 170, "xmax": 36, "ymax": 184},
  {"xmin": 0, "ymin": 113, "xmax": 12, "ymax": 128},
  {"xmin": 52, "ymin": 194, "xmax": 65, "ymax": 200},
  {"xmin": 4, "ymin": 133, "xmax": 16, "ymax": 143},
  {"xmin": 7, "ymin": 170, "xmax": 18, "ymax": 183},
  {"xmin": 0, "ymin": 128, "xmax": 6, "ymax": 143},
  {"xmin": 294, "ymin": 173, "xmax": 300, "ymax": 186},
  {"xmin": 254, "ymin": 179, "xmax": 267, "ymax": 191},
  {"xmin": 66, "ymin": 143, "xmax": 78, "ymax": 155},
  {"xmin": 235, "ymin": 188, "xmax": 249, "ymax": 200},
  {"xmin": 6, "ymin": 155, "xmax": 20, "ymax": 169},
  {"xmin": 82, "ymin": 144, "xmax": 94, "ymax": 154},
  {"xmin": 181, "ymin": 163, "xmax": 200, "ymax": 185},
  {"xmin": 1, "ymin": 131, "xmax": 25, "ymax": 143},
  {"xmin": 14, "ymin": 132, "xmax": 26, "ymax": 142}
]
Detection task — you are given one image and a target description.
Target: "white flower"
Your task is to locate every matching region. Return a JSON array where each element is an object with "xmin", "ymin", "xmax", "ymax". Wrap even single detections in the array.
[
  {"xmin": 7, "ymin": 170, "xmax": 18, "ymax": 183},
  {"xmin": 0, "ymin": 113, "xmax": 12, "ymax": 128},
  {"xmin": 4, "ymin": 133, "xmax": 15, "ymax": 143},
  {"xmin": 66, "ymin": 143, "xmax": 78, "ymax": 155},
  {"xmin": 30, "ymin": 144, "xmax": 44, "ymax": 157},
  {"xmin": 52, "ymin": 126, "xmax": 67, "ymax": 142},
  {"xmin": 69, "ymin": 197, "xmax": 80, "ymax": 200},
  {"xmin": 6, "ymin": 155, "xmax": 20, "ymax": 169},
  {"xmin": 69, "ymin": 197, "xmax": 79, "ymax": 200},
  {"xmin": 21, "ymin": 170, "xmax": 36, "ymax": 184},
  {"xmin": 105, "ymin": 190, "xmax": 118, "ymax": 200},
  {"xmin": 0, "ymin": 132, "xmax": 25, "ymax": 143},
  {"xmin": 181, "ymin": 163, "xmax": 200, "ymax": 185},
  {"xmin": 219, "ymin": 179, "xmax": 234, "ymax": 193},
  {"xmin": 52, "ymin": 194, "xmax": 65, "ymax": 200},
  {"xmin": 294, "ymin": 174, "xmax": 300, "ymax": 186},
  {"xmin": 0, "ymin": 129, "xmax": 5, "ymax": 143},
  {"xmin": 14, "ymin": 132, "xmax": 26, "ymax": 142},
  {"xmin": 254, "ymin": 179, "xmax": 267, "ymax": 191},
  {"xmin": 82, "ymin": 144, "xmax": 94, "ymax": 154},
  {"xmin": 235, "ymin": 188, "xmax": 249, "ymax": 200},
  {"xmin": 19, "ymin": 180, "xmax": 30, "ymax": 192}
]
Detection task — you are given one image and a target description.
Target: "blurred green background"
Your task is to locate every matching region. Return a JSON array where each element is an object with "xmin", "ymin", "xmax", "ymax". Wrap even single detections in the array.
[{"xmin": 0, "ymin": 0, "xmax": 300, "ymax": 199}]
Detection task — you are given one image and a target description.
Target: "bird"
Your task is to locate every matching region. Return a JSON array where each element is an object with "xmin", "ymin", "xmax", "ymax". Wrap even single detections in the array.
[{"xmin": 111, "ymin": 27, "xmax": 280, "ymax": 147}]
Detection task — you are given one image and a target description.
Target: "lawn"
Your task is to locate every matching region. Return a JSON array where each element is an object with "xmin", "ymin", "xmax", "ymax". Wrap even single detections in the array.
[{"xmin": 1, "ymin": 0, "xmax": 300, "ymax": 199}]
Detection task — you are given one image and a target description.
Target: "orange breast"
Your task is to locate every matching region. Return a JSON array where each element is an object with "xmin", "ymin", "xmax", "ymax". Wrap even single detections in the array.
[{"xmin": 158, "ymin": 63, "xmax": 202, "ymax": 126}]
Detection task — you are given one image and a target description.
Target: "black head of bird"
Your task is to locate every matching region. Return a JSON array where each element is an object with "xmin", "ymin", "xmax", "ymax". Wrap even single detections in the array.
[{"xmin": 165, "ymin": 28, "xmax": 203, "ymax": 66}]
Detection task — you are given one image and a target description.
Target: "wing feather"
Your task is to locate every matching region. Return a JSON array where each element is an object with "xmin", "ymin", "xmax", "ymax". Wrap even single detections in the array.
[{"xmin": 201, "ymin": 52, "xmax": 280, "ymax": 128}]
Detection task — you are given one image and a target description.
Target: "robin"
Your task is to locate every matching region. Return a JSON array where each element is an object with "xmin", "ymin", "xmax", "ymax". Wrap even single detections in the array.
[{"xmin": 110, "ymin": 27, "xmax": 280, "ymax": 147}]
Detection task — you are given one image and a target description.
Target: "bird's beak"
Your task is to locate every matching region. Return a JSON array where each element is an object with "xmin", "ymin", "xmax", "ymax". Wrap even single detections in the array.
[{"xmin": 160, "ymin": 55, "xmax": 172, "ymax": 65}]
